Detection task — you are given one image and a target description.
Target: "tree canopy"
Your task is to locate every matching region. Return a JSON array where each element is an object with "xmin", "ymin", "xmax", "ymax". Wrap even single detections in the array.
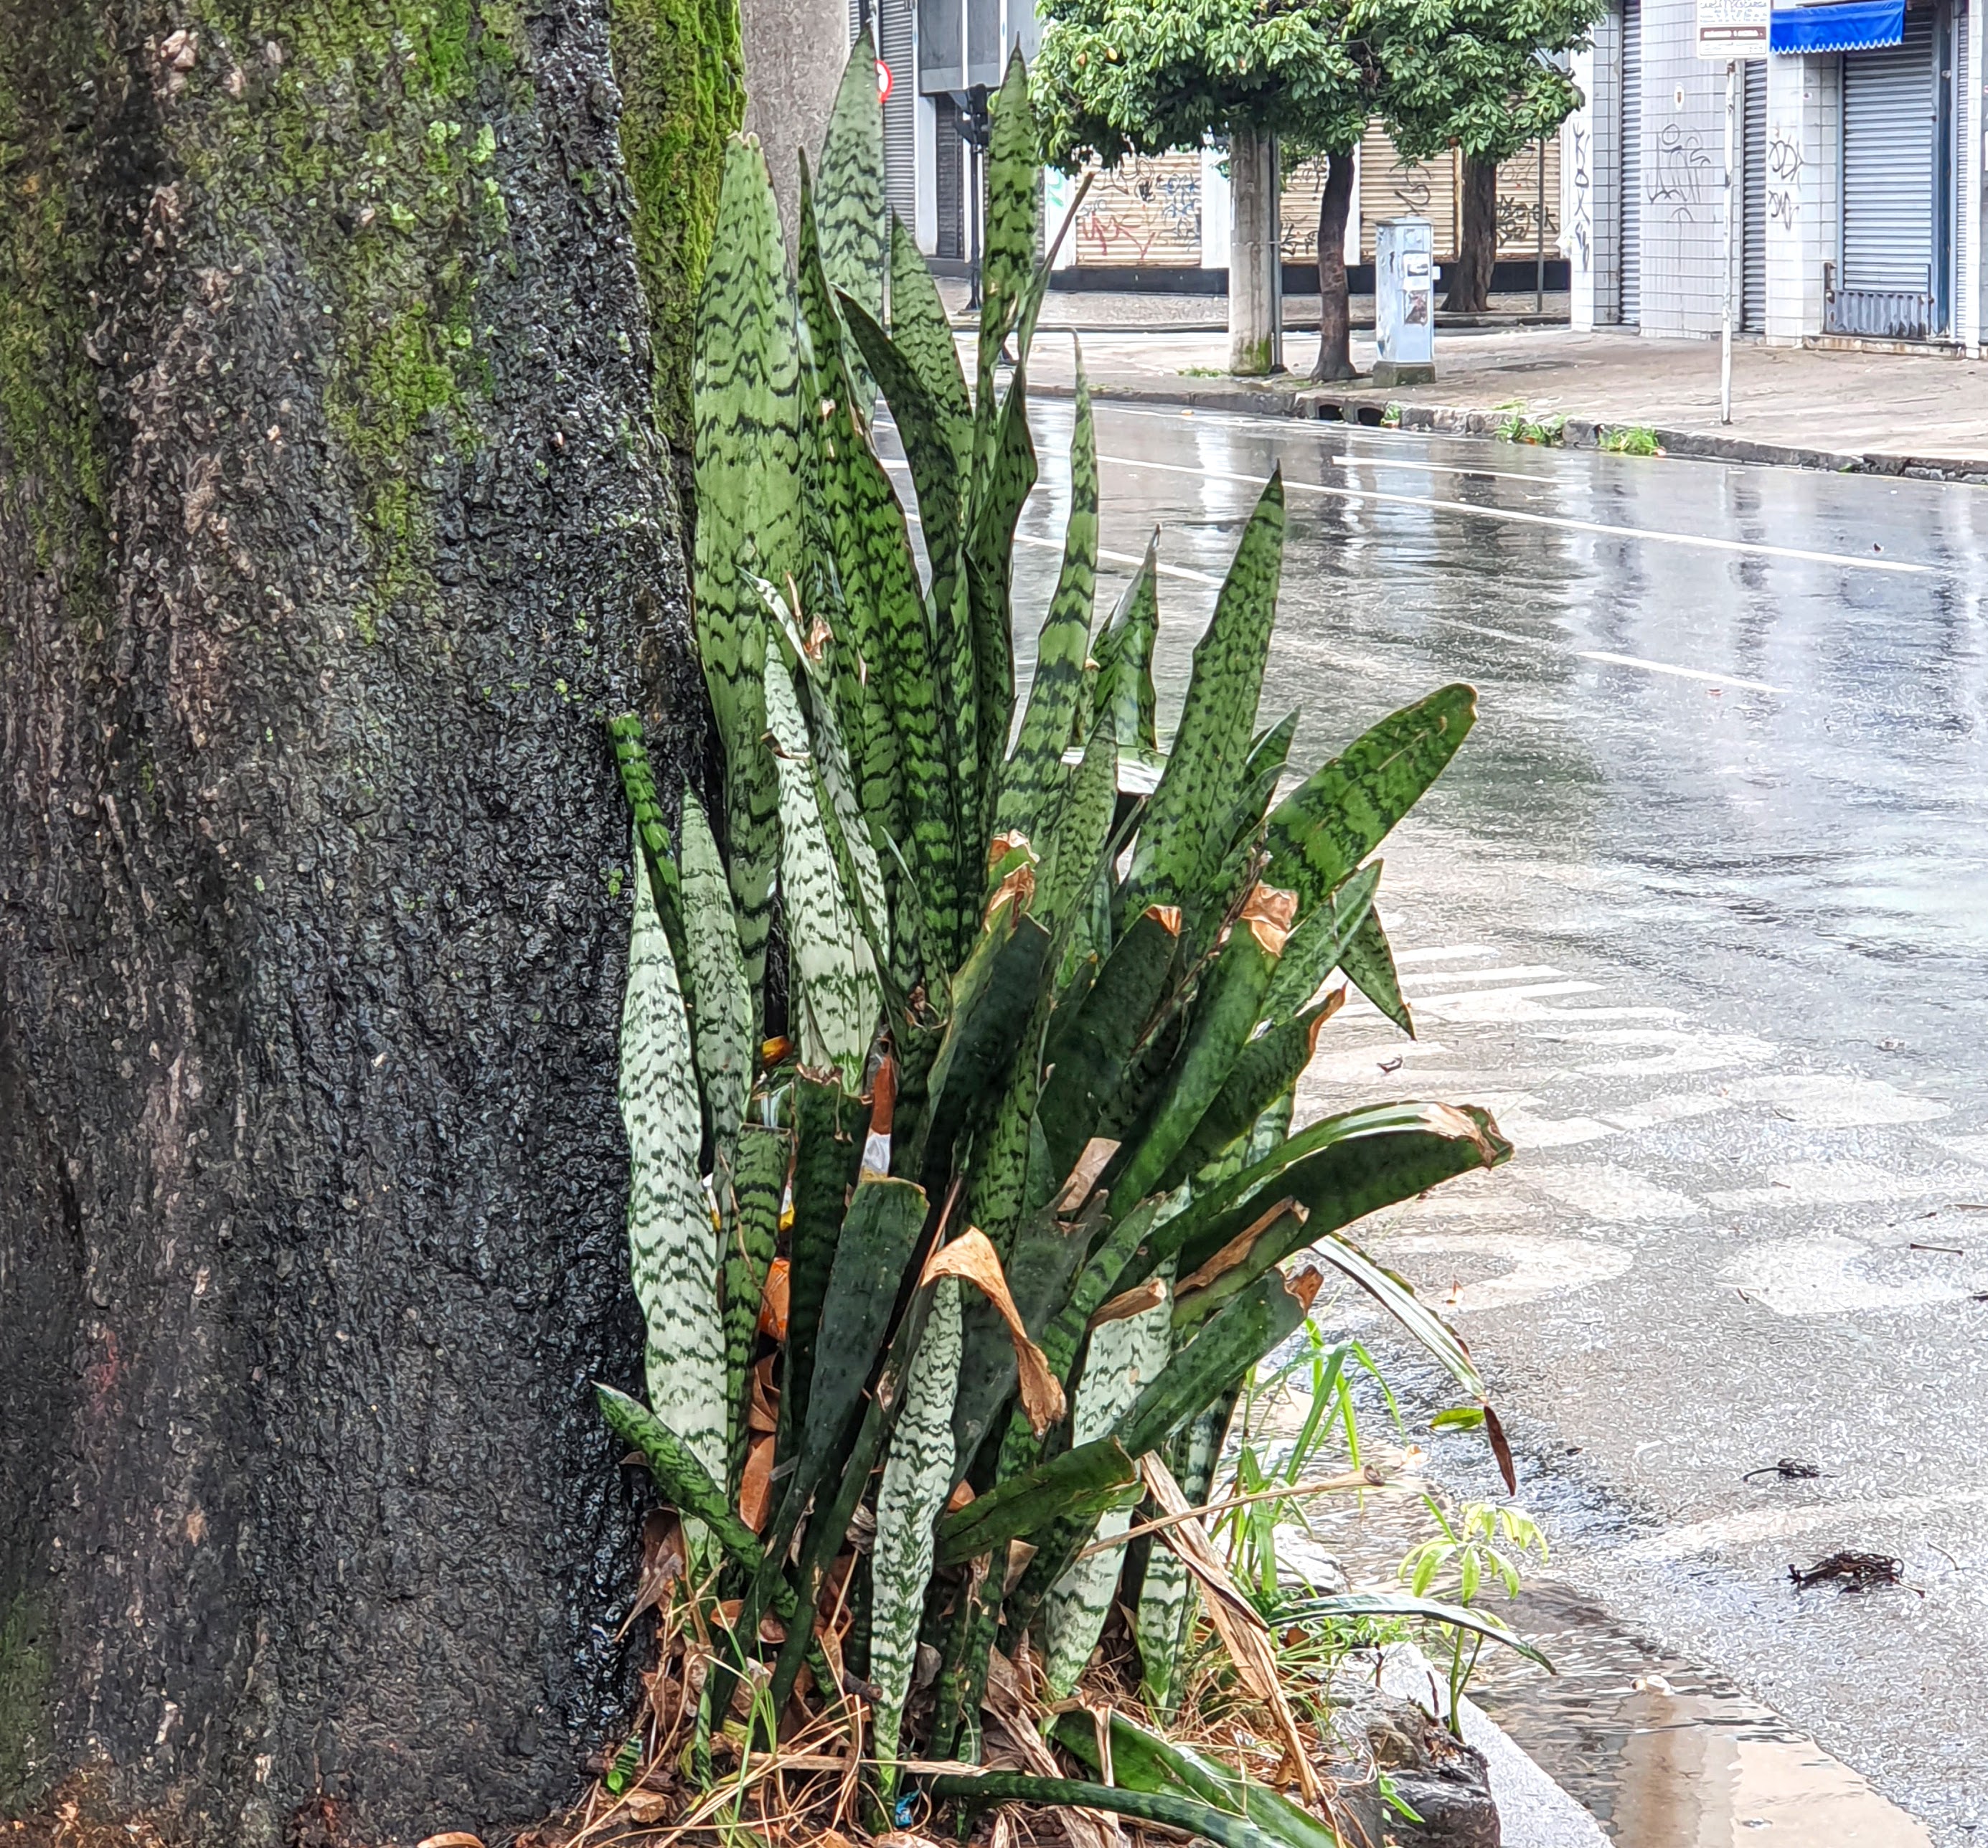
[{"xmin": 1032, "ymin": 0, "xmax": 1597, "ymax": 172}]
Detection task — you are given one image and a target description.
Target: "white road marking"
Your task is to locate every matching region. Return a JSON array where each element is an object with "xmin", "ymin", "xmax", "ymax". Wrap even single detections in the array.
[
  {"xmin": 1393, "ymin": 945, "xmax": 1507, "ymax": 965},
  {"xmin": 1724, "ymin": 1072, "xmax": 1949, "ymax": 1128},
  {"xmin": 1095, "ymin": 448, "xmax": 1936, "ymax": 576},
  {"xmin": 1597, "ymin": 1090, "xmax": 1740, "ymax": 1132},
  {"xmin": 1531, "ymin": 1164, "xmax": 1701, "ymax": 1222},
  {"xmin": 1624, "ymin": 1490, "xmax": 1988, "ymax": 1563},
  {"xmin": 1396, "ymin": 963, "xmax": 1569, "ymax": 991},
  {"xmin": 1381, "ymin": 1231, "xmax": 1635, "ymax": 1314},
  {"xmin": 1723, "ymin": 1233, "xmax": 1987, "ymax": 1316},
  {"xmin": 1536, "ymin": 1028, "xmax": 1779, "ymax": 1078},
  {"xmin": 1426, "ymin": 616, "xmax": 1789, "ymax": 696},
  {"xmin": 1706, "ymin": 1159, "xmax": 1951, "ymax": 1207}
]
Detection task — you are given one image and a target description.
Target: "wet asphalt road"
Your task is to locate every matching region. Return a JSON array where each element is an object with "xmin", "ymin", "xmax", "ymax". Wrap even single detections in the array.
[{"xmin": 991, "ymin": 402, "xmax": 1988, "ymax": 1843}]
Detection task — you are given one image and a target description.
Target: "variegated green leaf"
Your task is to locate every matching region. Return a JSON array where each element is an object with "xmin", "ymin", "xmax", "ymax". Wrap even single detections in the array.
[
  {"xmin": 619, "ymin": 829, "xmax": 727, "ymax": 1537},
  {"xmin": 1229, "ymin": 708, "xmax": 1298, "ymax": 847},
  {"xmin": 995, "ymin": 347, "xmax": 1096, "ymax": 847},
  {"xmin": 1092, "ymin": 532, "xmax": 1159, "ymax": 758},
  {"xmin": 1044, "ymin": 1270, "xmax": 1174, "ymax": 1696},
  {"xmin": 1260, "ymin": 862, "xmax": 1381, "ymax": 1022},
  {"xmin": 870, "ymin": 1278, "xmax": 963, "ymax": 1788},
  {"xmin": 679, "ymin": 787, "xmax": 753, "ymax": 1165},
  {"xmin": 764, "ymin": 646, "xmax": 881, "ymax": 1090},
  {"xmin": 974, "ymin": 50, "xmax": 1040, "ymax": 415},
  {"xmin": 723, "ymin": 1122, "xmax": 788, "ymax": 1492},
  {"xmin": 1262, "ymin": 684, "xmax": 1477, "ymax": 913},
  {"xmin": 1339, "ymin": 903, "xmax": 1414, "ymax": 1037},
  {"xmin": 1135, "ymin": 1509, "xmax": 1195, "ymax": 1717},
  {"xmin": 964, "ymin": 364, "xmax": 1035, "ymax": 855},
  {"xmin": 694, "ymin": 136, "xmax": 805, "ymax": 1005},
  {"xmin": 816, "ymin": 32, "xmax": 887, "ymax": 420},
  {"xmin": 887, "ymin": 214, "xmax": 972, "ymax": 478},
  {"xmin": 1035, "ymin": 709, "xmax": 1118, "ymax": 941},
  {"xmin": 1122, "ymin": 474, "xmax": 1285, "ymax": 918}
]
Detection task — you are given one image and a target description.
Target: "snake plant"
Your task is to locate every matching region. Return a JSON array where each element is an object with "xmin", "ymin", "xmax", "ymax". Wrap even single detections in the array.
[{"xmin": 597, "ymin": 35, "xmax": 1515, "ymax": 1840}]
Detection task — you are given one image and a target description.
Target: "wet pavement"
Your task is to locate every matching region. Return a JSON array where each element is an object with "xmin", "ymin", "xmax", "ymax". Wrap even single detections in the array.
[{"xmin": 986, "ymin": 404, "xmax": 1988, "ymax": 1843}]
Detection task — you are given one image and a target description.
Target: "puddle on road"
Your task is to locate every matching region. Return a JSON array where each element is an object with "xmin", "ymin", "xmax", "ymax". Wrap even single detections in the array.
[{"xmin": 1296, "ymin": 1480, "xmax": 1933, "ymax": 1848}]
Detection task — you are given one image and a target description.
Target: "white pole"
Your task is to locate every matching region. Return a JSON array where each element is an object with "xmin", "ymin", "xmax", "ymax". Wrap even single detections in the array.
[{"xmin": 1722, "ymin": 57, "xmax": 1735, "ymax": 423}]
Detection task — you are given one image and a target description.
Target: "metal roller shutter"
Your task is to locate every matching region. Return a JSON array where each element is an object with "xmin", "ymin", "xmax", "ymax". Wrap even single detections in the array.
[
  {"xmin": 1743, "ymin": 57, "xmax": 1766, "ymax": 331},
  {"xmin": 880, "ymin": 0, "xmax": 916, "ymax": 231},
  {"xmin": 1834, "ymin": 14, "xmax": 1938, "ymax": 334},
  {"xmin": 1621, "ymin": 0, "xmax": 1642, "ymax": 325}
]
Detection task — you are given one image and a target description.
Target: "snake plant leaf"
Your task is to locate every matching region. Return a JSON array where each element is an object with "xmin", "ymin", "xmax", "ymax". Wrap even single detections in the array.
[
  {"xmin": 911, "ymin": 888, "xmax": 1052, "ymax": 1185},
  {"xmin": 1168, "ymin": 1108, "xmax": 1512, "ymax": 1341},
  {"xmin": 1146, "ymin": 1100, "xmax": 1509, "ymax": 1288},
  {"xmin": 722, "ymin": 1123, "xmax": 789, "ymax": 1493},
  {"xmin": 948, "ymin": 1197, "xmax": 1099, "ymax": 1486},
  {"xmin": 1035, "ymin": 709, "xmax": 1118, "ymax": 941},
  {"xmin": 1044, "ymin": 1278, "xmax": 1174, "ymax": 1695},
  {"xmin": 1054, "ymin": 1710, "xmax": 1342, "ymax": 1848},
  {"xmin": 922, "ymin": 1771, "xmax": 1281, "ymax": 1848},
  {"xmin": 598, "ymin": 1382, "xmax": 764, "ymax": 1566},
  {"xmin": 933, "ymin": 1436, "xmax": 1143, "ymax": 1566},
  {"xmin": 964, "ymin": 363, "xmax": 1035, "ymax": 849},
  {"xmin": 771, "ymin": 1174, "xmax": 930, "ymax": 1551},
  {"xmin": 764, "ymin": 646, "xmax": 882, "ymax": 1090},
  {"xmin": 1260, "ymin": 861, "xmax": 1380, "ymax": 1021},
  {"xmin": 679, "ymin": 788, "xmax": 754, "ymax": 1165},
  {"xmin": 619, "ymin": 834, "xmax": 728, "ymax": 1507},
  {"xmin": 1135, "ymin": 1511, "xmax": 1195, "ymax": 1716},
  {"xmin": 1037, "ymin": 904, "xmax": 1182, "ymax": 1184},
  {"xmin": 694, "ymin": 136, "xmax": 804, "ymax": 1006},
  {"xmin": 870, "ymin": 1278, "xmax": 962, "ymax": 1786},
  {"xmin": 995, "ymin": 349, "xmax": 1098, "ymax": 847},
  {"xmin": 975, "ymin": 48, "xmax": 1040, "ymax": 388},
  {"xmin": 1229, "ymin": 708, "xmax": 1299, "ymax": 847},
  {"xmin": 1279, "ymin": 1593, "xmax": 1555, "ymax": 1671},
  {"xmin": 1160, "ymin": 1000, "xmax": 1334, "ymax": 1196},
  {"xmin": 1263, "ymin": 683, "xmax": 1477, "ymax": 913},
  {"xmin": 1114, "ymin": 1265, "xmax": 1313, "ymax": 1461},
  {"xmin": 1339, "ymin": 902, "xmax": 1415, "ymax": 1036},
  {"xmin": 607, "ymin": 717, "xmax": 689, "ymax": 978},
  {"xmin": 778, "ymin": 1075, "xmax": 867, "ymax": 1457},
  {"xmin": 1121, "ymin": 474, "xmax": 1285, "ymax": 918},
  {"xmin": 886, "ymin": 214, "xmax": 972, "ymax": 478},
  {"xmin": 816, "ymin": 32, "xmax": 887, "ymax": 419},
  {"xmin": 839, "ymin": 288, "xmax": 978, "ymax": 864},
  {"xmin": 1093, "ymin": 532, "xmax": 1160, "ymax": 760},
  {"xmin": 1112, "ymin": 918, "xmax": 1283, "ymax": 1211}
]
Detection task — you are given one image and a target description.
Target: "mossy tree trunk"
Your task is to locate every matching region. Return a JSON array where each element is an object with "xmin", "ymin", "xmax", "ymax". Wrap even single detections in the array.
[{"xmin": 0, "ymin": 1, "xmax": 727, "ymax": 1842}]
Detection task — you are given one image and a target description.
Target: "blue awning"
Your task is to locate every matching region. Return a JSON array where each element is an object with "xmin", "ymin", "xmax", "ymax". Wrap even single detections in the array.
[{"xmin": 1771, "ymin": 0, "xmax": 1905, "ymax": 54}]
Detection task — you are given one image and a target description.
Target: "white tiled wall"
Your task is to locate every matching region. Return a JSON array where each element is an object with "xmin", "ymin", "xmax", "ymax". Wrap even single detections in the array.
[
  {"xmin": 1763, "ymin": 52, "xmax": 1838, "ymax": 341},
  {"xmin": 1634, "ymin": 0, "xmax": 1734, "ymax": 338},
  {"xmin": 1564, "ymin": 15, "xmax": 1621, "ymax": 329}
]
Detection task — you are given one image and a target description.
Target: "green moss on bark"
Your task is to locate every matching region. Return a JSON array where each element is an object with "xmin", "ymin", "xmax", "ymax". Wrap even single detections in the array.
[
  {"xmin": 0, "ymin": 9, "xmax": 114, "ymax": 582},
  {"xmin": 0, "ymin": 1591, "xmax": 52, "ymax": 1806},
  {"xmin": 608, "ymin": 0, "xmax": 745, "ymax": 451}
]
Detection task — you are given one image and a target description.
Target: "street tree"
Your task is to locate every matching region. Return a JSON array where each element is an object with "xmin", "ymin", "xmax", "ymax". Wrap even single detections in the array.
[
  {"xmin": 1034, "ymin": 0, "xmax": 1372, "ymax": 380},
  {"xmin": 0, "ymin": 1, "xmax": 738, "ymax": 1840},
  {"xmin": 1374, "ymin": 0, "xmax": 1599, "ymax": 314}
]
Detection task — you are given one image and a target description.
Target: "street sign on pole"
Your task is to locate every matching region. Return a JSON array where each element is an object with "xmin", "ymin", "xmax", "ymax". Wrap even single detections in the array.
[{"xmin": 1696, "ymin": 0, "xmax": 1768, "ymax": 57}]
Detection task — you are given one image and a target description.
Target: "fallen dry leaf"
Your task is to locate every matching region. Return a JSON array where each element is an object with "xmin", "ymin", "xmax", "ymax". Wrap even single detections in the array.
[
  {"xmin": 615, "ymin": 1507, "xmax": 684, "ymax": 1641},
  {"xmin": 1055, "ymin": 1136, "xmax": 1121, "ymax": 1215},
  {"xmin": 415, "ymin": 1835, "xmax": 484, "ymax": 1848},
  {"xmin": 1175, "ymin": 1197, "xmax": 1307, "ymax": 1298},
  {"xmin": 922, "ymin": 1230, "xmax": 1065, "ymax": 1433},
  {"xmin": 758, "ymin": 1257, "xmax": 790, "ymax": 1340},
  {"xmin": 739, "ymin": 1436, "xmax": 775, "ymax": 1532}
]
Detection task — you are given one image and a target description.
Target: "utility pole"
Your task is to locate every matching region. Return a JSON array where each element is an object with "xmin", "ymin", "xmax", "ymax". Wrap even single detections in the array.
[{"xmin": 1721, "ymin": 57, "xmax": 1735, "ymax": 423}]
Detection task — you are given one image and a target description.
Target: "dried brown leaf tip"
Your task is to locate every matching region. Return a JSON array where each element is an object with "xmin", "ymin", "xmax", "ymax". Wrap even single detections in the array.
[
  {"xmin": 923, "ymin": 1229, "xmax": 1067, "ymax": 1434},
  {"xmin": 1239, "ymin": 882, "xmax": 1299, "ymax": 953},
  {"xmin": 1142, "ymin": 902, "xmax": 1182, "ymax": 936}
]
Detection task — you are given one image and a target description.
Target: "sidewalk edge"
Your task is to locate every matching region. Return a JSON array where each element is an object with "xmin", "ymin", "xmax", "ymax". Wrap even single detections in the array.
[{"xmin": 1032, "ymin": 379, "xmax": 1988, "ymax": 484}]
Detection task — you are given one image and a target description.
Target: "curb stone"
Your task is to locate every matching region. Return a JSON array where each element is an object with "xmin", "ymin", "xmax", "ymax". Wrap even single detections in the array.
[
  {"xmin": 1378, "ymin": 1643, "xmax": 1611, "ymax": 1848},
  {"xmin": 1033, "ymin": 379, "xmax": 1988, "ymax": 485}
]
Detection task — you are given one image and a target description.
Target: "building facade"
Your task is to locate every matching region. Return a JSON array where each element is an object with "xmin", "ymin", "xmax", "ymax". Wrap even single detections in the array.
[{"xmin": 1563, "ymin": 0, "xmax": 1986, "ymax": 352}]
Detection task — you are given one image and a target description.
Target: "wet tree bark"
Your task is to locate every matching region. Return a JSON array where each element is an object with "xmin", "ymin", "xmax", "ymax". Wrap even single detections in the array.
[
  {"xmin": 1310, "ymin": 150, "xmax": 1357, "ymax": 383},
  {"xmin": 0, "ymin": 3, "xmax": 713, "ymax": 1842},
  {"xmin": 1443, "ymin": 153, "xmax": 1499, "ymax": 314}
]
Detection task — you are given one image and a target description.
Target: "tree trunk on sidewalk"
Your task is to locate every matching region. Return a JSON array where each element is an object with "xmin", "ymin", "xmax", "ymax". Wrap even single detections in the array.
[
  {"xmin": 1444, "ymin": 152, "xmax": 1499, "ymax": 314},
  {"xmin": 1228, "ymin": 128, "xmax": 1282, "ymax": 376},
  {"xmin": 0, "ymin": 4, "xmax": 720, "ymax": 1843},
  {"xmin": 1311, "ymin": 148, "xmax": 1358, "ymax": 382}
]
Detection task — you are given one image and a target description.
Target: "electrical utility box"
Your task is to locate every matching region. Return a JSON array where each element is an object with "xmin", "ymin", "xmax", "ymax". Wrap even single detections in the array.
[{"xmin": 1374, "ymin": 218, "xmax": 1436, "ymax": 387}]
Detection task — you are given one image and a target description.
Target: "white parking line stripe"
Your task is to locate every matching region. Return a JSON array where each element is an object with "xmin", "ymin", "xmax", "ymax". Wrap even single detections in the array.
[
  {"xmin": 1095, "ymin": 450, "xmax": 1937, "ymax": 577},
  {"xmin": 1426, "ymin": 616, "xmax": 1788, "ymax": 694}
]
